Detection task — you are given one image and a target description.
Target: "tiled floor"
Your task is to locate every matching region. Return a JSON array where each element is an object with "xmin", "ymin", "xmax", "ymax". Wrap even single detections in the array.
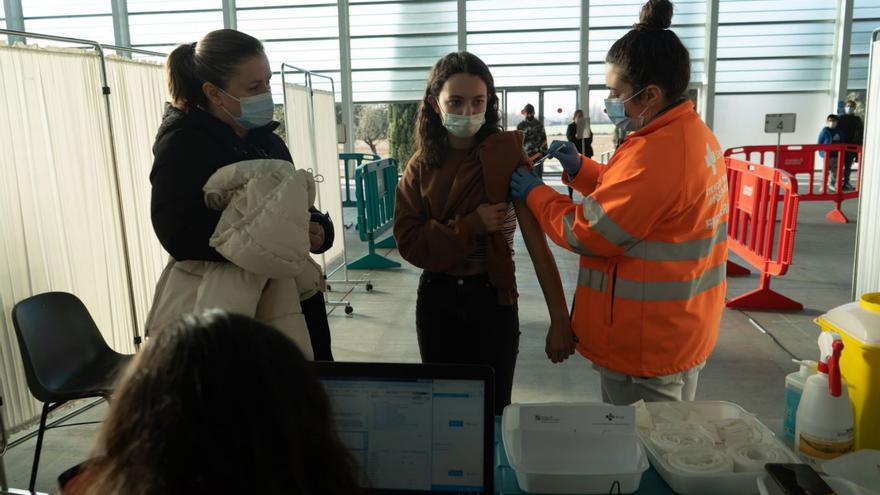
[{"xmin": 1, "ymin": 181, "xmax": 860, "ymax": 493}]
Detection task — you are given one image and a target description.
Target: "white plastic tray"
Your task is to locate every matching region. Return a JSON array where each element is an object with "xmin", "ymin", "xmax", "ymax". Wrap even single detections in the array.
[
  {"xmin": 757, "ymin": 474, "xmax": 875, "ymax": 495},
  {"xmin": 822, "ymin": 450, "xmax": 880, "ymax": 494},
  {"xmin": 502, "ymin": 402, "xmax": 649, "ymax": 494},
  {"xmin": 638, "ymin": 401, "xmax": 798, "ymax": 495}
]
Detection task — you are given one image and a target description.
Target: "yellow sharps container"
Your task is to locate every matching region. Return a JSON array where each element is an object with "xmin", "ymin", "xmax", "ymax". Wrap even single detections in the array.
[{"xmin": 815, "ymin": 293, "xmax": 880, "ymax": 449}]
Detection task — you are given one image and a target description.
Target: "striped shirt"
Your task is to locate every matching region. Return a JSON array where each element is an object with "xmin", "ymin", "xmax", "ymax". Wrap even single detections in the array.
[{"xmin": 466, "ymin": 203, "xmax": 517, "ymax": 261}]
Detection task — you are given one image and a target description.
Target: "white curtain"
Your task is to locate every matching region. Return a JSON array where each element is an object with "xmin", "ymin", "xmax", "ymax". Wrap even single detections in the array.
[
  {"xmin": 284, "ymin": 82, "xmax": 347, "ymax": 272},
  {"xmin": 284, "ymin": 83, "xmax": 317, "ymax": 179},
  {"xmin": 855, "ymin": 37, "xmax": 880, "ymax": 297},
  {"xmin": 105, "ymin": 57, "xmax": 169, "ymax": 332},
  {"xmin": 312, "ymin": 89, "xmax": 345, "ymax": 270},
  {"xmin": 0, "ymin": 45, "xmax": 167, "ymax": 430}
]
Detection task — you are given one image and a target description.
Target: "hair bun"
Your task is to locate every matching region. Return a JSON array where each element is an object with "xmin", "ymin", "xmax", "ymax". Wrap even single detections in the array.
[{"xmin": 638, "ymin": 0, "xmax": 674, "ymax": 30}]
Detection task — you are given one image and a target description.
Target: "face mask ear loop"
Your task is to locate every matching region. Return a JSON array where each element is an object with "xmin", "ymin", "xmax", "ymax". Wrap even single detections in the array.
[
  {"xmin": 622, "ymin": 86, "xmax": 647, "ymax": 104},
  {"xmin": 636, "ymin": 102, "xmax": 653, "ymax": 129},
  {"xmin": 629, "ymin": 87, "xmax": 656, "ymax": 129},
  {"xmin": 217, "ymin": 87, "xmax": 241, "ymax": 107}
]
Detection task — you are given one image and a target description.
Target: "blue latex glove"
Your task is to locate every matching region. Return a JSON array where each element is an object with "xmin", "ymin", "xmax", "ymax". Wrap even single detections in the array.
[
  {"xmin": 510, "ymin": 167, "xmax": 544, "ymax": 202},
  {"xmin": 548, "ymin": 140, "xmax": 582, "ymax": 177}
]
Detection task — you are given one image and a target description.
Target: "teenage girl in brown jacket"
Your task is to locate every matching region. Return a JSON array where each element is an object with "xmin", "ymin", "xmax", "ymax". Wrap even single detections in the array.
[{"xmin": 394, "ymin": 52, "xmax": 577, "ymax": 414}]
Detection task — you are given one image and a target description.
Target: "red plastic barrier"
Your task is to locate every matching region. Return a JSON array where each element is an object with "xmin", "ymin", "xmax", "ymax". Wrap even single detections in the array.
[
  {"xmin": 724, "ymin": 144, "xmax": 862, "ymax": 223},
  {"xmin": 726, "ymin": 157, "xmax": 802, "ymax": 310}
]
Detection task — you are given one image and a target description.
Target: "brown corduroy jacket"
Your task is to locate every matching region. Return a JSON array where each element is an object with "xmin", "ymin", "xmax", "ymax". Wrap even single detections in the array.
[{"xmin": 393, "ymin": 131, "xmax": 530, "ymax": 305}]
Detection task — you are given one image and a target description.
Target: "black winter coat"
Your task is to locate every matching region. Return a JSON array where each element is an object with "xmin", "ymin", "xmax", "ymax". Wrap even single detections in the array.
[
  {"xmin": 566, "ymin": 121, "xmax": 594, "ymax": 158},
  {"xmin": 150, "ymin": 105, "xmax": 331, "ymax": 262}
]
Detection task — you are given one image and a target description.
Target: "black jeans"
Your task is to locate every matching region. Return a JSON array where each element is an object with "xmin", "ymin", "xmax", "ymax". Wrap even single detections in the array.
[
  {"xmin": 302, "ymin": 292, "xmax": 333, "ymax": 361},
  {"xmin": 415, "ymin": 272, "xmax": 520, "ymax": 415},
  {"xmin": 844, "ymin": 152, "xmax": 857, "ymax": 188}
]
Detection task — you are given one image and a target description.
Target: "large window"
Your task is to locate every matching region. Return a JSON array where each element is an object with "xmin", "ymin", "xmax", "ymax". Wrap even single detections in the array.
[
  {"xmin": 349, "ymin": 0, "xmax": 456, "ymax": 102},
  {"xmin": 20, "ymin": 0, "xmax": 114, "ymax": 44},
  {"xmin": 128, "ymin": 0, "xmax": 223, "ymax": 50},
  {"xmin": 1, "ymin": 0, "xmax": 877, "ymax": 107},
  {"xmin": 236, "ymin": 0, "xmax": 341, "ymax": 99},
  {"xmin": 590, "ymin": 0, "xmax": 705, "ymax": 87},
  {"xmin": 467, "ymin": 0, "xmax": 581, "ymax": 88},
  {"xmin": 716, "ymin": 0, "xmax": 837, "ymax": 94},
  {"xmin": 849, "ymin": 0, "xmax": 880, "ymax": 91}
]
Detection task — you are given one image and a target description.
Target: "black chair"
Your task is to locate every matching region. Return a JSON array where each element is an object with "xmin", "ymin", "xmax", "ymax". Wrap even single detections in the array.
[{"xmin": 11, "ymin": 291, "xmax": 133, "ymax": 492}]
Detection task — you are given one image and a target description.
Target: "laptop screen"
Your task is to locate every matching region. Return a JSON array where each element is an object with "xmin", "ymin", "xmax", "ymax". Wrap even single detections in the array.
[{"xmin": 315, "ymin": 363, "xmax": 494, "ymax": 495}]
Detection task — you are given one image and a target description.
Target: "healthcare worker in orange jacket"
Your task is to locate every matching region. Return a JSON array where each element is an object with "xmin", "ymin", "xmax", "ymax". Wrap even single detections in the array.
[{"xmin": 510, "ymin": 0, "xmax": 728, "ymax": 405}]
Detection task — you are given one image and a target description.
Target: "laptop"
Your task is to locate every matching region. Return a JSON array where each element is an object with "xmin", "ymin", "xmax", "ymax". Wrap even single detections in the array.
[{"xmin": 313, "ymin": 362, "xmax": 495, "ymax": 495}]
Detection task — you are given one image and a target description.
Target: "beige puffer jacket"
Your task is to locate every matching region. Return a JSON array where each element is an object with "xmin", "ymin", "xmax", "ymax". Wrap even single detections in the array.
[{"xmin": 144, "ymin": 159, "xmax": 323, "ymax": 359}]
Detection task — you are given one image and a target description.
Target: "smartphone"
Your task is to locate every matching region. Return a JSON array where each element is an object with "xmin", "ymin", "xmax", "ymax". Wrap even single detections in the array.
[{"xmin": 764, "ymin": 463, "xmax": 836, "ymax": 495}]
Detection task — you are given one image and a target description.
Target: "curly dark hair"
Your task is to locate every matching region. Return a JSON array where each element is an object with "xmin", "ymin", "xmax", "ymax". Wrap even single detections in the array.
[
  {"xmin": 85, "ymin": 310, "xmax": 361, "ymax": 495},
  {"xmin": 410, "ymin": 52, "xmax": 502, "ymax": 168}
]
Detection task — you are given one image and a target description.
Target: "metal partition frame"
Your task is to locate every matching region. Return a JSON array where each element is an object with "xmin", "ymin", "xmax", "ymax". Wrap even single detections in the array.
[
  {"xmin": 281, "ymin": 64, "xmax": 370, "ymax": 314},
  {"xmin": 0, "ymin": 34, "xmax": 129, "ymax": 473},
  {"xmin": 101, "ymin": 44, "xmax": 166, "ymax": 59},
  {"xmin": 282, "ymin": 63, "xmax": 335, "ymax": 272},
  {"xmin": 0, "ymin": 29, "xmax": 143, "ymax": 350}
]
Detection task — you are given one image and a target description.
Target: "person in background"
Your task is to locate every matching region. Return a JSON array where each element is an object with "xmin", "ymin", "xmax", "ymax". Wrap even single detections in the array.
[
  {"xmin": 818, "ymin": 114, "xmax": 845, "ymax": 192},
  {"xmin": 509, "ymin": 0, "xmax": 727, "ymax": 405},
  {"xmin": 149, "ymin": 29, "xmax": 335, "ymax": 360},
  {"xmin": 517, "ymin": 103, "xmax": 549, "ymax": 177},
  {"xmin": 394, "ymin": 52, "xmax": 576, "ymax": 415},
  {"xmin": 566, "ymin": 109, "xmax": 594, "ymax": 198},
  {"xmin": 566, "ymin": 109, "xmax": 594, "ymax": 158},
  {"xmin": 69, "ymin": 310, "xmax": 360, "ymax": 495},
  {"xmin": 837, "ymin": 99, "xmax": 864, "ymax": 191}
]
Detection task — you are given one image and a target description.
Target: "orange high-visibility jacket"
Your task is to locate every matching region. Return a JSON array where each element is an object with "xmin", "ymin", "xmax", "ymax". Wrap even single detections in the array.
[{"xmin": 526, "ymin": 101, "xmax": 728, "ymax": 377}]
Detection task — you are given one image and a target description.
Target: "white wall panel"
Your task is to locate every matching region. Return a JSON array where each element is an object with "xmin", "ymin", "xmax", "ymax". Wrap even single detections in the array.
[
  {"xmin": 855, "ymin": 35, "xmax": 880, "ymax": 296},
  {"xmin": 714, "ymin": 92, "xmax": 830, "ymax": 150}
]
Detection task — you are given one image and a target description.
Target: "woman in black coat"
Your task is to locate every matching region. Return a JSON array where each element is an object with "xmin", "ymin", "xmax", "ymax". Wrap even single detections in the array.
[
  {"xmin": 566, "ymin": 109, "xmax": 593, "ymax": 157},
  {"xmin": 150, "ymin": 29, "xmax": 335, "ymax": 360}
]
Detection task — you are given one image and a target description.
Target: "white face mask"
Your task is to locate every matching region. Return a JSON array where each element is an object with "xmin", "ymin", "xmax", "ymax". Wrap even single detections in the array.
[
  {"xmin": 442, "ymin": 111, "xmax": 485, "ymax": 138},
  {"xmin": 828, "ymin": 121, "xmax": 838, "ymax": 129},
  {"xmin": 219, "ymin": 88, "xmax": 275, "ymax": 129},
  {"xmin": 604, "ymin": 87, "xmax": 648, "ymax": 132}
]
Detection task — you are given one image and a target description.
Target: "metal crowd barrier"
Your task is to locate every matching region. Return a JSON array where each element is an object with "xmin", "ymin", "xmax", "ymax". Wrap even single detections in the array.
[{"xmin": 347, "ymin": 158, "xmax": 401, "ymax": 270}]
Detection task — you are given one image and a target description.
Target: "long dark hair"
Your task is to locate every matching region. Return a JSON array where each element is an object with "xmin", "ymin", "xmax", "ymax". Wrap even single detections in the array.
[
  {"xmin": 85, "ymin": 310, "xmax": 361, "ymax": 495},
  {"xmin": 166, "ymin": 29, "xmax": 265, "ymax": 111},
  {"xmin": 606, "ymin": 0, "xmax": 690, "ymax": 102},
  {"xmin": 410, "ymin": 52, "xmax": 501, "ymax": 168}
]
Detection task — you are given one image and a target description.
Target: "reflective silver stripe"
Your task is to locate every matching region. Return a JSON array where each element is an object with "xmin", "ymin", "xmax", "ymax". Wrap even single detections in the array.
[
  {"xmin": 581, "ymin": 195, "xmax": 639, "ymax": 249},
  {"xmin": 625, "ymin": 223, "xmax": 728, "ymax": 262},
  {"xmin": 577, "ymin": 266, "xmax": 610, "ymax": 292},
  {"xmin": 563, "ymin": 212, "xmax": 595, "ymax": 257},
  {"xmin": 577, "ymin": 263, "xmax": 726, "ymax": 302}
]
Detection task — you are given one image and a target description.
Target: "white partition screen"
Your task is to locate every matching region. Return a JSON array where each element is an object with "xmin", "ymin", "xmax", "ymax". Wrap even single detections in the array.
[
  {"xmin": 106, "ymin": 57, "xmax": 169, "ymax": 334},
  {"xmin": 284, "ymin": 82, "xmax": 345, "ymax": 273},
  {"xmin": 0, "ymin": 45, "xmax": 132, "ymax": 429},
  {"xmin": 855, "ymin": 33, "xmax": 880, "ymax": 297},
  {"xmin": 311, "ymin": 89, "xmax": 345, "ymax": 270},
  {"xmin": 0, "ymin": 45, "xmax": 168, "ymax": 430}
]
